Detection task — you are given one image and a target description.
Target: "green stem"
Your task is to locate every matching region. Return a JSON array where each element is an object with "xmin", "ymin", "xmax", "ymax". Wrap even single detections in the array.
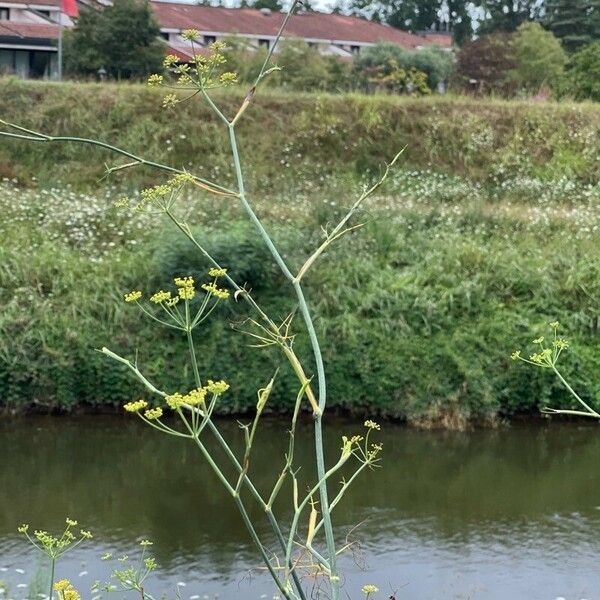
[
  {"xmin": 204, "ymin": 419, "xmax": 308, "ymax": 600},
  {"xmin": 552, "ymin": 366, "xmax": 599, "ymax": 417},
  {"xmin": 284, "ymin": 456, "xmax": 348, "ymax": 581},
  {"xmin": 227, "ymin": 124, "xmax": 340, "ymax": 598},
  {"xmin": 0, "ymin": 122, "xmax": 234, "ymax": 196},
  {"xmin": 48, "ymin": 557, "xmax": 55, "ymax": 600},
  {"xmin": 185, "ymin": 302, "xmax": 202, "ymax": 389},
  {"xmin": 234, "ymin": 497, "xmax": 292, "ymax": 600}
]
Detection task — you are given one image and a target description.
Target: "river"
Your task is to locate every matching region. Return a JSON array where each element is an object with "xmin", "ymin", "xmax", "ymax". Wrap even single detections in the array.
[{"xmin": 2, "ymin": 416, "xmax": 600, "ymax": 600}]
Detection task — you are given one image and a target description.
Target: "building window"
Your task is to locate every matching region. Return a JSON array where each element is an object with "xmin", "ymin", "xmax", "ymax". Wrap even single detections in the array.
[
  {"xmin": 203, "ymin": 35, "xmax": 216, "ymax": 45},
  {"xmin": 0, "ymin": 7, "xmax": 10, "ymax": 20},
  {"xmin": 37, "ymin": 9, "xmax": 50, "ymax": 17},
  {"xmin": 0, "ymin": 49, "xmax": 14, "ymax": 73},
  {"xmin": 258, "ymin": 39, "xmax": 270, "ymax": 49},
  {"xmin": 350, "ymin": 45, "xmax": 360, "ymax": 54},
  {"xmin": 160, "ymin": 32, "xmax": 169, "ymax": 40}
]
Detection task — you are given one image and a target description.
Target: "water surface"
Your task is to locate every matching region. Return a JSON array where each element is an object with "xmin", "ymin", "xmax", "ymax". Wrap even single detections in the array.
[{"xmin": 2, "ymin": 416, "xmax": 600, "ymax": 600}]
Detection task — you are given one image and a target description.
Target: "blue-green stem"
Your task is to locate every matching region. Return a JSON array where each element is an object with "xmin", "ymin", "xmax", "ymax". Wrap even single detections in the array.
[
  {"xmin": 48, "ymin": 556, "xmax": 55, "ymax": 600},
  {"xmin": 227, "ymin": 123, "xmax": 340, "ymax": 598},
  {"xmin": 181, "ymin": 308, "xmax": 297, "ymax": 599}
]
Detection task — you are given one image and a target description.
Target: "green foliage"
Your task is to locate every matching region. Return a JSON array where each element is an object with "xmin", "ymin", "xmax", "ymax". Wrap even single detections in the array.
[
  {"xmin": 64, "ymin": 0, "xmax": 164, "ymax": 79},
  {"xmin": 153, "ymin": 222, "xmax": 285, "ymax": 291},
  {"xmin": 349, "ymin": 0, "xmax": 439, "ymax": 31},
  {"xmin": 2, "ymin": 81, "xmax": 600, "ymax": 187},
  {"xmin": 565, "ymin": 42, "xmax": 600, "ymax": 101},
  {"xmin": 477, "ymin": 0, "xmax": 542, "ymax": 34},
  {"xmin": 273, "ymin": 39, "xmax": 332, "ymax": 91},
  {"xmin": 348, "ymin": 0, "xmax": 473, "ymax": 44},
  {"xmin": 545, "ymin": 0, "xmax": 600, "ymax": 53},
  {"xmin": 1, "ymin": 161, "xmax": 598, "ymax": 424},
  {"xmin": 453, "ymin": 33, "xmax": 517, "ymax": 95},
  {"xmin": 355, "ymin": 43, "xmax": 451, "ymax": 91},
  {"xmin": 405, "ymin": 45, "xmax": 454, "ymax": 89},
  {"xmin": 510, "ymin": 22, "xmax": 567, "ymax": 92}
]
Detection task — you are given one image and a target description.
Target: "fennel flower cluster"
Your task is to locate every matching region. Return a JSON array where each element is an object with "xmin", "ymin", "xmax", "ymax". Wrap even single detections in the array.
[
  {"xmin": 150, "ymin": 39, "xmax": 238, "ymax": 108},
  {"xmin": 54, "ymin": 580, "xmax": 81, "ymax": 600}
]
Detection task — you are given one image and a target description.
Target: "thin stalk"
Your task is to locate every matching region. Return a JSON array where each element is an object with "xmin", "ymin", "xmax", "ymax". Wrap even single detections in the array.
[
  {"xmin": 284, "ymin": 456, "xmax": 349, "ymax": 582},
  {"xmin": 312, "ymin": 462, "xmax": 369, "ymax": 537},
  {"xmin": 185, "ymin": 301, "xmax": 202, "ymax": 389},
  {"xmin": 0, "ymin": 121, "xmax": 235, "ymax": 196},
  {"xmin": 202, "ymin": 418, "xmax": 308, "ymax": 600},
  {"xmin": 552, "ymin": 366, "xmax": 599, "ymax": 417},
  {"xmin": 48, "ymin": 557, "xmax": 55, "ymax": 600},
  {"xmin": 227, "ymin": 123, "xmax": 340, "ymax": 597},
  {"xmin": 100, "ymin": 348, "xmax": 166, "ymax": 397},
  {"xmin": 234, "ymin": 496, "xmax": 292, "ymax": 600},
  {"xmin": 179, "ymin": 410, "xmax": 291, "ymax": 599}
]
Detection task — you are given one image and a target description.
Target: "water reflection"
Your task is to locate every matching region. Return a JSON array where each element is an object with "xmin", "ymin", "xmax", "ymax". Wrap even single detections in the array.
[{"xmin": 2, "ymin": 417, "xmax": 600, "ymax": 599}]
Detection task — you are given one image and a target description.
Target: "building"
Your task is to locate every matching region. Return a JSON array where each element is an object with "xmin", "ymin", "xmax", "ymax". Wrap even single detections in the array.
[
  {"xmin": 0, "ymin": 0, "xmax": 68, "ymax": 78},
  {"xmin": 0, "ymin": 0, "xmax": 452, "ymax": 78},
  {"xmin": 153, "ymin": 3, "xmax": 452, "ymax": 62}
]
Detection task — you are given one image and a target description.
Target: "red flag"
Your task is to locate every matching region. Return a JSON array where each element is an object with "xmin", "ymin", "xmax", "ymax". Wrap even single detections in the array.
[{"xmin": 62, "ymin": 0, "xmax": 78, "ymax": 18}]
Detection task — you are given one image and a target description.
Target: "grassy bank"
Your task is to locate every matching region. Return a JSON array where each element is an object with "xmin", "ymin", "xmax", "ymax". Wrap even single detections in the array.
[
  {"xmin": 0, "ymin": 80, "xmax": 598, "ymax": 424},
  {"xmin": 1, "ymin": 172, "xmax": 598, "ymax": 424},
  {"xmin": 1, "ymin": 78, "xmax": 600, "ymax": 189}
]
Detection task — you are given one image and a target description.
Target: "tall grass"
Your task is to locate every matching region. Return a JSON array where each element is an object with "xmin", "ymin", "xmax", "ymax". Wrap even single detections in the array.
[
  {"xmin": 2, "ymin": 168, "xmax": 598, "ymax": 425},
  {"xmin": 0, "ymin": 79, "xmax": 599, "ymax": 189}
]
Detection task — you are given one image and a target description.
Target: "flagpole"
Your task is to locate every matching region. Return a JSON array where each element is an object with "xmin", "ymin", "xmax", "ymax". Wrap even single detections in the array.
[{"xmin": 57, "ymin": 0, "xmax": 63, "ymax": 80}]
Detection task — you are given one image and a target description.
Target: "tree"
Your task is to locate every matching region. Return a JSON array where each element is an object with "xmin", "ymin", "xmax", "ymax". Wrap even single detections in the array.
[
  {"xmin": 359, "ymin": 0, "xmax": 439, "ymax": 31},
  {"xmin": 408, "ymin": 44, "xmax": 454, "ymax": 88},
  {"xmin": 251, "ymin": 0, "xmax": 283, "ymax": 10},
  {"xmin": 355, "ymin": 42, "xmax": 453, "ymax": 90},
  {"xmin": 349, "ymin": 0, "xmax": 473, "ymax": 44},
  {"xmin": 273, "ymin": 39, "xmax": 332, "ymax": 90},
  {"xmin": 477, "ymin": 0, "xmax": 542, "ymax": 34},
  {"xmin": 445, "ymin": 0, "xmax": 473, "ymax": 45},
  {"xmin": 65, "ymin": 0, "xmax": 164, "ymax": 79},
  {"xmin": 453, "ymin": 33, "xmax": 517, "ymax": 94},
  {"xmin": 510, "ymin": 21, "xmax": 566, "ymax": 92},
  {"xmin": 565, "ymin": 41, "xmax": 600, "ymax": 100},
  {"xmin": 545, "ymin": 0, "xmax": 600, "ymax": 53}
]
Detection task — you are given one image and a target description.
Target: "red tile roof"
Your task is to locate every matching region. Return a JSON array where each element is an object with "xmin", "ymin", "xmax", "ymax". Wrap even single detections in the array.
[
  {"xmin": 152, "ymin": 3, "xmax": 452, "ymax": 49},
  {"xmin": 0, "ymin": 21, "xmax": 59, "ymax": 39}
]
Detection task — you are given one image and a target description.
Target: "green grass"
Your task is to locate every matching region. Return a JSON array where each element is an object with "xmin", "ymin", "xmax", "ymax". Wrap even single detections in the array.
[
  {"xmin": 1, "ymin": 163, "xmax": 598, "ymax": 424},
  {"xmin": 1, "ymin": 80, "xmax": 598, "ymax": 424},
  {"xmin": 1, "ymin": 79, "xmax": 600, "ymax": 189}
]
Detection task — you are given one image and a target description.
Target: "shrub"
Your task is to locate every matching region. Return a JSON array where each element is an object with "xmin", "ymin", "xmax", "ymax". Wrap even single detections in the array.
[
  {"xmin": 510, "ymin": 22, "xmax": 567, "ymax": 93},
  {"xmin": 354, "ymin": 43, "xmax": 452, "ymax": 92},
  {"xmin": 453, "ymin": 33, "xmax": 517, "ymax": 95},
  {"xmin": 565, "ymin": 42, "xmax": 600, "ymax": 101}
]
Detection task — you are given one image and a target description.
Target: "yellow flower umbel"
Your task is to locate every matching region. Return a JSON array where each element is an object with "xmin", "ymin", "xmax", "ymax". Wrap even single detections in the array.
[
  {"xmin": 201, "ymin": 282, "xmax": 229, "ymax": 300},
  {"xmin": 185, "ymin": 387, "xmax": 207, "ymax": 407},
  {"xmin": 362, "ymin": 584, "xmax": 379, "ymax": 597},
  {"xmin": 175, "ymin": 276, "xmax": 196, "ymax": 301},
  {"xmin": 54, "ymin": 580, "xmax": 80, "ymax": 600},
  {"xmin": 206, "ymin": 379, "xmax": 230, "ymax": 395},
  {"xmin": 54, "ymin": 580, "xmax": 71, "ymax": 592},
  {"xmin": 144, "ymin": 407, "xmax": 163, "ymax": 420},
  {"xmin": 124, "ymin": 399, "xmax": 148, "ymax": 413},
  {"xmin": 124, "ymin": 290, "xmax": 142, "ymax": 303},
  {"xmin": 208, "ymin": 267, "xmax": 227, "ymax": 278},
  {"xmin": 166, "ymin": 392, "xmax": 185, "ymax": 410},
  {"xmin": 150, "ymin": 290, "xmax": 171, "ymax": 304}
]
